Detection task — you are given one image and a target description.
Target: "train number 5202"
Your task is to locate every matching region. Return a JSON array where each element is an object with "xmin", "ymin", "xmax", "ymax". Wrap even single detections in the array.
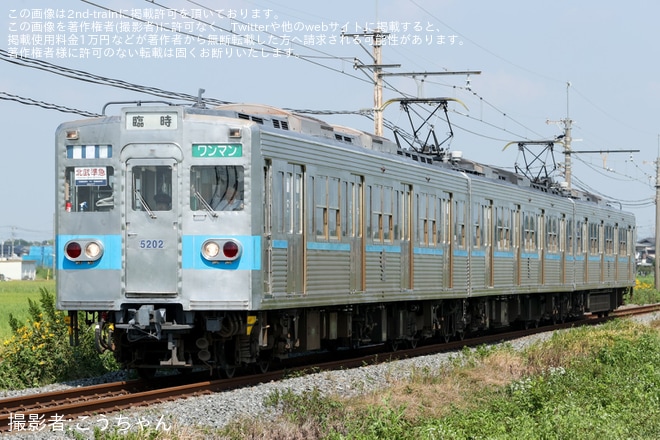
[{"xmin": 139, "ymin": 239, "xmax": 164, "ymax": 249}]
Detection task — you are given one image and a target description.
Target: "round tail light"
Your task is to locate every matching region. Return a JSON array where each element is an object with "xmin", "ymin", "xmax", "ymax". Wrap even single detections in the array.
[
  {"xmin": 65, "ymin": 242, "xmax": 82, "ymax": 259},
  {"xmin": 223, "ymin": 241, "xmax": 239, "ymax": 258}
]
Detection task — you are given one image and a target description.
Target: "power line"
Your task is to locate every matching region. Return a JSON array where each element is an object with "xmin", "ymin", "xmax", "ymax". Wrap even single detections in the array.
[{"xmin": 0, "ymin": 91, "xmax": 100, "ymax": 117}]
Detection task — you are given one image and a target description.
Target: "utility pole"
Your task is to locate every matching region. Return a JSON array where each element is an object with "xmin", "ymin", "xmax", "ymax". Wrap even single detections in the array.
[
  {"xmin": 343, "ymin": 29, "xmax": 399, "ymax": 136},
  {"xmin": 547, "ymin": 82, "xmax": 574, "ymax": 189},
  {"xmin": 656, "ymin": 147, "xmax": 660, "ymax": 289},
  {"xmin": 343, "ymin": 29, "xmax": 479, "ymax": 137}
]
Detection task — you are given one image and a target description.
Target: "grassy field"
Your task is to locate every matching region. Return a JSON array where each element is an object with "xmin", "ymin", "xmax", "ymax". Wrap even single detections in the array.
[{"xmin": 0, "ymin": 280, "xmax": 55, "ymax": 342}]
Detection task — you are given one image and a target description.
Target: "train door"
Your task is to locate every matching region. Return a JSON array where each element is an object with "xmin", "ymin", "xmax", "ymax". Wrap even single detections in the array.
[
  {"xmin": 349, "ymin": 175, "xmax": 365, "ymax": 293},
  {"xmin": 560, "ymin": 214, "xmax": 566, "ymax": 285},
  {"xmin": 267, "ymin": 162, "xmax": 305, "ymax": 295},
  {"xmin": 486, "ymin": 200, "xmax": 493, "ymax": 287},
  {"xmin": 288, "ymin": 165, "xmax": 305, "ymax": 294},
  {"xmin": 514, "ymin": 205, "xmax": 521, "ymax": 286},
  {"xmin": 400, "ymin": 183, "xmax": 413, "ymax": 290},
  {"xmin": 125, "ymin": 158, "xmax": 179, "ymax": 295}
]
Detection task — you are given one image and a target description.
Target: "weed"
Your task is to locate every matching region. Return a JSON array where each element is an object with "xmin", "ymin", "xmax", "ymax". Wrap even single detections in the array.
[{"xmin": 0, "ymin": 288, "xmax": 118, "ymax": 389}]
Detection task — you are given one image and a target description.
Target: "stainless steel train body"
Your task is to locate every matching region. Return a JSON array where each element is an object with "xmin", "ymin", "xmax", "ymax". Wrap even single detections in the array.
[{"xmin": 55, "ymin": 102, "xmax": 636, "ymax": 375}]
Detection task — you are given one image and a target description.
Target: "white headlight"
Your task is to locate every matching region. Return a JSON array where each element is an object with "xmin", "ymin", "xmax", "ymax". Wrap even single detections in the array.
[
  {"xmin": 203, "ymin": 241, "xmax": 220, "ymax": 258},
  {"xmin": 85, "ymin": 242, "xmax": 102, "ymax": 258}
]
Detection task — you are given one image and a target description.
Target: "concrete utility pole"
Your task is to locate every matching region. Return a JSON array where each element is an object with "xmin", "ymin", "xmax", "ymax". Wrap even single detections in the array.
[
  {"xmin": 548, "ymin": 82, "xmax": 574, "ymax": 189},
  {"xmin": 344, "ymin": 29, "xmax": 478, "ymax": 137},
  {"xmin": 655, "ymin": 154, "xmax": 660, "ymax": 289},
  {"xmin": 343, "ymin": 29, "xmax": 398, "ymax": 136}
]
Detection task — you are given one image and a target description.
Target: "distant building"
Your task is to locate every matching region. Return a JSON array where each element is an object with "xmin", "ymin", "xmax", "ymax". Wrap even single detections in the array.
[
  {"xmin": 0, "ymin": 259, "xmax": 36, "ymax": 280},
  {"xmin": 636, "ymin": 237, "xmax": 655, "ymax": 267},
  {"xmin": 22, "ymin": 245, "xmax": 54, "ymax": 268}
]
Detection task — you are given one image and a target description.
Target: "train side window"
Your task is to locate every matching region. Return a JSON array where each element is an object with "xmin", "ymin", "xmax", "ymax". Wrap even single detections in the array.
[
  {"xmin": 495, "ymin": 206, "xmax": 511, "ymax": 251},
  {"xmin": 618, "ymin": 226, "xmax": 627, "ymax": 257},
  {"xmin": 64, "ymin": 166, "xmax": 115, "ymax": 212},
  {"xmin": 190, "ymin": 166, "xmax": 244, "ymax": 211},
  {"xmin": 454, "ymin": 200, "xmax": 466, "ymax": 249},
  {"xmin": 604, "ymin": 224, "xmax": 614, "ymax": 255},
  {"xmin": 589, "ymin": 222, "xmax": 599, "ymax": 255}
]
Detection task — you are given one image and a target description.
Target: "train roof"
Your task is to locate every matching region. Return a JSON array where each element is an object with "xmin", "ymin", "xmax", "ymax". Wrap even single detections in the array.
[{"xmin": 208, "ymin": 103, "xmax": 610, "ymax": 206}]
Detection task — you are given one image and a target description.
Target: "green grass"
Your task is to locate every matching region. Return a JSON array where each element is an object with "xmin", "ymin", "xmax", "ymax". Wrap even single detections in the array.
[
  {"xmin": 218, "ymin": 319, "xmax": 660, "ymax": 440},
  {"xmin": 0, "ymin": 280, "xmax": 55, "ymax": 342}
]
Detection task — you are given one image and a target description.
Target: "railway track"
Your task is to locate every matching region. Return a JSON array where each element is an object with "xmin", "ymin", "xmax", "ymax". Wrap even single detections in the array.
[{"xmin": 1, "ymin": 303, "xmax": 659, "ymax": 434}]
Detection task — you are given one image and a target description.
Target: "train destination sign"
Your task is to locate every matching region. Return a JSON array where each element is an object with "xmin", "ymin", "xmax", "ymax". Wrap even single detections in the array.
[
  {"xmin": 192, "ymin": 143, "xmax": 243, "ymax": 158},
  {"xmin": 74, "ymin": 166, "xmax": 107, "ymax": 186},
  {"xmin": 125, "ymin": 112, "xmax": 178, "ymax": 130}
]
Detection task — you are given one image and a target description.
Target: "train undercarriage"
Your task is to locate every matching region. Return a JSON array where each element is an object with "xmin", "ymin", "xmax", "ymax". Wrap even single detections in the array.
[{"xmin": 82, "ymin": 289, "xmax": 625, "ymax": 379}]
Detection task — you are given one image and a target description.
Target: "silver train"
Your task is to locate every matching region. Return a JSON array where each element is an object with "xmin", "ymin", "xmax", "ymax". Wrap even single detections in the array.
[{"xmin": 55, "ymin": 101, "xmax": 636, "ymax": 377}]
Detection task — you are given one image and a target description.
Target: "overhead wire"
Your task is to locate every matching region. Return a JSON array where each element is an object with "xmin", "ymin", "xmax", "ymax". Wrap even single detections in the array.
[
  {"xmin": 2, "ymin": 0, "xmax": 545, "ymax": 148},
  {"xmin": 0, "ymin": 91, "xmax": 101, "ymax": 117},
  {"xmin": 3, "ymin": 0, "xmax": 651, "ymax": 197}
]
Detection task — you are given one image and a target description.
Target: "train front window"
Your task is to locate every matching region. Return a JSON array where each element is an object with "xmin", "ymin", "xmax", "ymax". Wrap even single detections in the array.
[
  {"xmin": 190, "ymin": 166, "xmax": 244, "ymax": 211},
  {"xmin": 130, "ymin": 165, "xmax": 173, "ymax": 211},
  {"xmin": 64, "ymin": 166, "xmax": 115, "ymax": 212}
]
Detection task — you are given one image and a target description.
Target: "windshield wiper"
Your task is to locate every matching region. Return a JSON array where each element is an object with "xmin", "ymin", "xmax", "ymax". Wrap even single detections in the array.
[
  {"xmin": 135, "ymin": 190, "xmax": 157, "ymax": 219},
  {"xmin": 194, "ymin": 190, "xmax": 218, "ymax": 217}
]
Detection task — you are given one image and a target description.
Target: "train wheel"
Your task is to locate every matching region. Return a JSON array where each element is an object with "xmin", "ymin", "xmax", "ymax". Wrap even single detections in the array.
[
  {"xmin": 409, "ymin": 339, "xmax": 418, "ymax": 349},
  {"xmin": 389, "ymin": 340, "xmax": 400, "ymax": 351}
]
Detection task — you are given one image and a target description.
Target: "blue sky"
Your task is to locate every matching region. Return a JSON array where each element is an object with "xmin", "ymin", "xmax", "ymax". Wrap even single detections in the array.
[{"xmin": 2, "ymin": 0, "xmax": 659, "ymax": 243}]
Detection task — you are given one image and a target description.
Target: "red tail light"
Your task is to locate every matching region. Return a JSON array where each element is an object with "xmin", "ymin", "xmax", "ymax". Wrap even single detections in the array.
[
  {"xmin": 223, "ymin": 241, "xmax": 239, "ymax": 258},
  {"xmin": 65, "ymin": 242, "xmax": 82, "ymax": 259}
]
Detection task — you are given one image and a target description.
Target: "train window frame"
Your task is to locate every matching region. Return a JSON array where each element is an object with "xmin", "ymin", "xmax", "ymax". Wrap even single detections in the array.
[
  {"xmin": 523, "ymin": 212, "xmax": 537, "ymax": 252},
  {"xmin": 132, "ymin": 165, "xmax": 172, "ymax": 212},
  {"xmin": 417, "ymin": 192, "xmax": 429, "ymax": 246},
  {"xmin": 575, "ymin": 220, "xmax": 583, "ymax": 254},
  {"xmin": 472, "ymin": 202, "xmax": 481, "ymax": 248},
  {"xmin": 588, "ymin": 221, "xmax": 599, "ymax": 255},
  {"xmin": 454, "ymin": 199, "xmax": 467, "ymax": 250},
  {"xmin": 64, "ymin": 166, "xmax": 115, "ymax": 213},
  {"xmin": 618, "ymin": 226, "xmax": 627, "ymax": 257},
  {"xmin": 604, "ymin": 223, "xmax": 614, "ymax": 255},
  {"xmin": 313, "ymin": 175, "xmax": 341, "ymax": 241},
  {"xmin": 495, "ymin": 206, "xmax": 512, "ymax": 251},
  {"xmin": 368, "ymin": 183, "xmax": 395, "ymax": 244},
  {"xmin": 565, "ymin": 216, "xmax": 573, "ymax": 255},
  {"xmin": 546, "ymin": 215, "xmax": 559, "ymax": 253},
  {"xmin": 190, "ymin": 165, "xmax": 244, "ymax": 212}
]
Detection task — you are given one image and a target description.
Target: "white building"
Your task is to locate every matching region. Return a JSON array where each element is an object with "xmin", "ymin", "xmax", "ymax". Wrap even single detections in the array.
[{"xmin": 0, "ymin": 259, "xmax": 36, "ymax": 280}]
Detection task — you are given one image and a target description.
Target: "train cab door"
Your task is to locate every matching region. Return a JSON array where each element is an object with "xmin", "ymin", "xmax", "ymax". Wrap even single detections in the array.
[{"xmin": 125, "ymin": 158, "xmax": 180, "ymax": 295}]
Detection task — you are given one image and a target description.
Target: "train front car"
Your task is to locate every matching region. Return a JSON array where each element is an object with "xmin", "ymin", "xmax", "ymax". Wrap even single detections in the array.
[{"xmin": 56, "ymin": 105, "xmax": 259, "ymax": 377}]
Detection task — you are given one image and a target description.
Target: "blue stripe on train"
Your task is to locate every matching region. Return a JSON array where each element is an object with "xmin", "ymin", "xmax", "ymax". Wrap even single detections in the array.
[
  {"xmin": 182, "ymin": 235, "xmax": 261, "ymax": 270},
  {"xmin": 56, "ymin": 235, "xmax": 262, "ymax": 271}
]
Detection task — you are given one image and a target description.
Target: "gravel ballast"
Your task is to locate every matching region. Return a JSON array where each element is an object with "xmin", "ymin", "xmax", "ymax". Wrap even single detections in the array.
[{"xmin": 4, "ymin": 312, "xmax": 659, "ymax": 439}]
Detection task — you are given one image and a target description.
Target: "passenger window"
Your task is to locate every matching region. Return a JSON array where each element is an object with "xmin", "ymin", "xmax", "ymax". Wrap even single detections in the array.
[
  {"xmin": 64, "ymin": 166, "xmax": 115, "ymax": 212},
  {"xmin": 191, "ymin": 166, "xmax": 244, "ymax": 211}
]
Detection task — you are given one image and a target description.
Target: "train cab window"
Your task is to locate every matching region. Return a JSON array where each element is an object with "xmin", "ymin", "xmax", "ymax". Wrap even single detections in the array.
[
  {"xmin": 191, "ymin": 166, "xmax": 244, "ymax": 211},
  {"xmin": 131, "ymin": 165, "xmax": 172, "ymax": 211},
  {"xmin": 64, "ymin": 166, "xmax": 115, "ymax": 212}
]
